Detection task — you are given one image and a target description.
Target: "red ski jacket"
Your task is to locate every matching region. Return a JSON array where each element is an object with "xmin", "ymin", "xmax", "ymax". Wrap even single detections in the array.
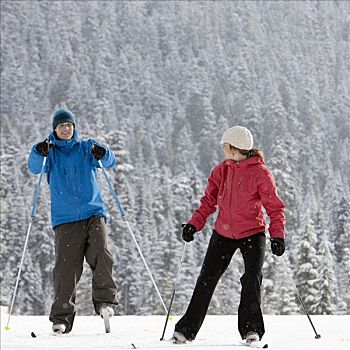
[{"xmin": 188, "ymin": 157, "xmax": 286, "ymax": 240}]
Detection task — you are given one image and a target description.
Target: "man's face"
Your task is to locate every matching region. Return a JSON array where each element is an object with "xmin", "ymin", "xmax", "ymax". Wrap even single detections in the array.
[{"xmin": 55, "ymin": 122, "xmax": 74, "ymax": 140}]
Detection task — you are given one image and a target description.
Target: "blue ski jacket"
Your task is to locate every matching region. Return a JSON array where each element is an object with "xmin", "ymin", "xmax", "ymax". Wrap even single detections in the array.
[{"xmin": 28, "ymin": 129, "xmax": 116, "ymax": 229}]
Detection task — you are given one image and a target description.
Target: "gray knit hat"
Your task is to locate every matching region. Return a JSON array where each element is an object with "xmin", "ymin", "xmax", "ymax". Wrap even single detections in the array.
[
  {"xmin": 52, "ymin": 108, "xmax": 75, "ymax": 130},
  {"xmin": 220, "ymin": 126, "xmax": 253, "ymax": 150}
]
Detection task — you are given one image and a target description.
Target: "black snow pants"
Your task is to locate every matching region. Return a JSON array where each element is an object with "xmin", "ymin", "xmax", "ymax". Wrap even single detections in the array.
[
  {"xmin": 175, "ymin": 231, "xmax": 266, "ymax": 341},
  {"xmin": 49, "ymin": 216, "xmax": 118, "ymax": 333}
]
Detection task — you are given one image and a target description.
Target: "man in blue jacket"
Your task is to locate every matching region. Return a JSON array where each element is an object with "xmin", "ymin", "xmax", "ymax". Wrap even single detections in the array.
[{"xmin": 28, "ymin": 108, "xmax": 118, "ymax": 334}]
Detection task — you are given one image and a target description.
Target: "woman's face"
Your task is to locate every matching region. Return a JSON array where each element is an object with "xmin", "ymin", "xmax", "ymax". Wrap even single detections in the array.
[{"xmin": 222, "ymin": 143, "xmax": 247, "ymax": 161}]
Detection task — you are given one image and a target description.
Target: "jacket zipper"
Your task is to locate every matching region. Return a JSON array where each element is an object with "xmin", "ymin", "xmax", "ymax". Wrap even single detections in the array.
[
  {"xmin": 229, "ymin": 169, "xmax": 234, "ymax": 231},
  {"xmin": 236, "ymin": 177, "xmax": 243, "ymax": 208}
]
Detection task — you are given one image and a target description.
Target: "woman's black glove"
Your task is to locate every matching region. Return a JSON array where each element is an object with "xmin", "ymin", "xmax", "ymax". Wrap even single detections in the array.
[
  {"xmin": 270, "ymin": 238, "xmax": 285, "ymax": 256},
  {"xmin": 92, "ymin": 144, "xmax": 106, "ymax": 160},
  {"xmin": 35, "ymin": 139, "xmax": 53, "ymax": 156},
  {"xmin": 182, "ymin": 224, "xmax": 196, "ymax": 242}
]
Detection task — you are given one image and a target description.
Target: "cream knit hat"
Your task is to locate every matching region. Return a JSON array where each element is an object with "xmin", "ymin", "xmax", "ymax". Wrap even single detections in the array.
[{"xmin": 220, "ymin": 126, "xmax": 253, "ymax": 150}]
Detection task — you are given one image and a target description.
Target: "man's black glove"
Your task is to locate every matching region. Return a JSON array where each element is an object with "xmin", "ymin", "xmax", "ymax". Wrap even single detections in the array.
[
  {"xmin": 271, "ymin": 238, "xmax": 285, "ymax": 256},
  {"xmin": 182, "ymin": 224, "xmax": 196, "ymax": 242},
  {"xmin": 92, "ymin": 144, "xmax": 106, "ymax": 160},
  {"xmin": 35, "ymin": 139, "xmax": 53, "ymax": 157}
]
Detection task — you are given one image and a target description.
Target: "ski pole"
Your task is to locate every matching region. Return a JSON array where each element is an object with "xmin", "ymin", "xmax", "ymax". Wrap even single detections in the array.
[
  {"xmin": 98, "ymin": 160, "xmax": 168, "ymax": 314},
  {"xmin": 160, "ymin": 242, "xmax": 187, "ymax": 340},
  {"xmin": 5, "ymin": 156, "xmax": 47, "ymax": 331},
  {"xmin": 281, "ymin": 256, "xmax": 321, "ymax": 339}
]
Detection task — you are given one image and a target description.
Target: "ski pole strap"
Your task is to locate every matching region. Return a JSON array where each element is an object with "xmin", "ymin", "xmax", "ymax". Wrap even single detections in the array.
[
  {"xmin": 98, "ymin": 160, "xmax": 125, "ymax": 217},
  {"xmin": 31, "ymin": 156, "xmax": 47, "ymax": 218}
]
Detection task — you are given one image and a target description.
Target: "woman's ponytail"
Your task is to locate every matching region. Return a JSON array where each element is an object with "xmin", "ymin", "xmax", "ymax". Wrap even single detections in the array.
[
  {"xmin": 248, "ymin": 148, "xmax": 264, "ymax": 159},
  {"xmin": 239, "ymin": 148, "xmax": 264, "ymax": 161}
]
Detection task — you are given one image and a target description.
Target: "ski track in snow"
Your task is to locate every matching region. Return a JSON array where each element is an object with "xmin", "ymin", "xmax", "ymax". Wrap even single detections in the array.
[{"xmin": 1, "ymin": 314, "xmax": 349, "ymax": 350}]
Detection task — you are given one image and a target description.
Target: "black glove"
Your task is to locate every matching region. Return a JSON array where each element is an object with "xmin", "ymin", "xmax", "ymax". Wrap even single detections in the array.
[
  {"xmin": 182, "ymin": 224, "xmax": 196, "ymax": 242},
  {"xmin": 35, "ymin": 139, "xmax": 53, "ymax": 157},
  {"xmin": 271, "ymin": 238, "xmax": 285, "ymax": 256},
  {"xmin": 92, "ymin": 144, "xmax": 106, "ymax": 160}
]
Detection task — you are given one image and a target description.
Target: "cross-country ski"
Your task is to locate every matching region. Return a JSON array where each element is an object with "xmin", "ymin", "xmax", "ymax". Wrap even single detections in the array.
[{"xmin": 2, "ymin": 314, "xmax": 348, "ymax": 350}]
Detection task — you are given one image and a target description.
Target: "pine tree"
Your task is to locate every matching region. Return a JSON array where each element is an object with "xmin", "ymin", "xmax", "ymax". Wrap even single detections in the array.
[
  {"xmin": 333, "ymin": 196, "xmax": 350, "ymax": 263},
  {"xmin": 268, "ymin": 136, "xmax": 300, "ymax": 234},
  {"xmin": 337, "ymin": 245, "xmax": 350, "ymax": 314},
  {"xmin": 262, "ymin": 253, "xmax": 281, "ymax": 314},
  {"xmin": 314, "ymin": 234, "xmax": 338, "ymax": 314},
  {"xmin": 262, "ymin": 250, "xmax": 299, "ymax": 315},
  {"xmin": 295, "ymin": 210, "xmax": 320, "ymax": 314}
]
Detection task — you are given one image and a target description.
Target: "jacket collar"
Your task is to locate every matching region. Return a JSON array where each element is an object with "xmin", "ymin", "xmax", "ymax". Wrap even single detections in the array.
[
  {"xmin": 49, "ymin": 129, "xmax": 79, "ymax": 150},
  {"xmin": 224, "ymin": 157, "xmax": 264, "ymax": 168}
]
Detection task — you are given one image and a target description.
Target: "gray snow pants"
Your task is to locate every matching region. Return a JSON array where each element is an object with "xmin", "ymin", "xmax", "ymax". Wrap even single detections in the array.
[{"xmin": 49, "ymin": 216, "xmax": 118, "ymax": 332}]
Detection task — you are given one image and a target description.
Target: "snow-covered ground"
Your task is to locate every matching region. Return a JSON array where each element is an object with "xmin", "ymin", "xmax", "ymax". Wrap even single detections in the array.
[{"xmin": 1, "ymin": 314, "xmax": 349, "ymax": 350}]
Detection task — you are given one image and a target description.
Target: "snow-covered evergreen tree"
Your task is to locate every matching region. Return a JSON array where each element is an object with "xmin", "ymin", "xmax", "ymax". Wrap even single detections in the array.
[
  {"xmin": 314, "ymin": 234, "xmax": 338, "ymax": 315},
  {"xmin": 294, "ymin": 210, "xmax": 320, "ymax": 314},
  {"xmin": 332, "ymin": 196, "xmax": 350, "ymax": 263},
  {"xmin": 1, "ymin": 0, "xmax": 349, "ymax": 315}
]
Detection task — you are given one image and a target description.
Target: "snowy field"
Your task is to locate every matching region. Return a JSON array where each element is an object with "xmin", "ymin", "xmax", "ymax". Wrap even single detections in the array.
[{"xmin": 1, "ymin": 314, "xmax": 349, "ymax": 350}]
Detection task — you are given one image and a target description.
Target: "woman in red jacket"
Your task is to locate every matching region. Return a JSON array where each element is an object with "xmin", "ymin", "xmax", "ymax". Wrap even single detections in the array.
[{"xmin": 173, "ymin": 126, "xmax": 286, "ymax": 345}]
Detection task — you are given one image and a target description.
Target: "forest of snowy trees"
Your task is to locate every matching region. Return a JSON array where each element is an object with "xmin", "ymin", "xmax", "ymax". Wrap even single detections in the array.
[{"xmin": 1, "ymin": 1, "xmax": 349, "ymax": 316}]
